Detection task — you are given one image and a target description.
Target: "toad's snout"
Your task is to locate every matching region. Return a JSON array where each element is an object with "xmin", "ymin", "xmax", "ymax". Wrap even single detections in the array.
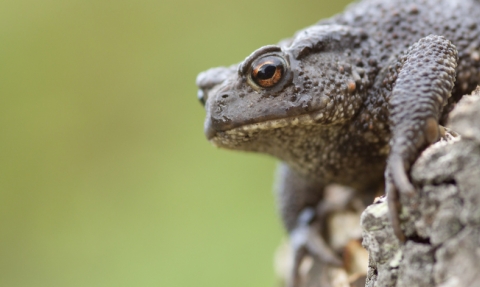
[{"xmin": 196, "ymin": 65, "xmax": 237, "ymax": 106}]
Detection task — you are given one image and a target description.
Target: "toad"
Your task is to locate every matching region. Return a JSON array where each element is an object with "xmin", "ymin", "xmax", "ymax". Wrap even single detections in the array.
[{"xmin": 196, "ymin": 0, "xmax": 480, "ymax": 286}]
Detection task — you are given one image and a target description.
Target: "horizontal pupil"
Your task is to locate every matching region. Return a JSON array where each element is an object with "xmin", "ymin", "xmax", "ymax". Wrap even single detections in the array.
[{"xmin": 257, "ymin": 64, "xmax": 277, "ymax": 80}]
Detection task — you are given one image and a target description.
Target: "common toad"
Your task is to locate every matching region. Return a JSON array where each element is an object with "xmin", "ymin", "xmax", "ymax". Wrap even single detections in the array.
[{"xmin": 196, "ymin": 0, "xmax": 480, "ymax": 286}]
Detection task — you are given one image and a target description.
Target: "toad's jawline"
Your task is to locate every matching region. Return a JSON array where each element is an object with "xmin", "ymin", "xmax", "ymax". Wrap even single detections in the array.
[{"xmin": 208, "ymin": 108, "xmax": 346, "ymax": 142}]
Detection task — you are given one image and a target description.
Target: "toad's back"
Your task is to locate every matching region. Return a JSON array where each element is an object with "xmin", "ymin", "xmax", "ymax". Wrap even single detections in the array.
[{"xmin": 327, "ymin": 0, "xmax": 480, "ymax": 99}]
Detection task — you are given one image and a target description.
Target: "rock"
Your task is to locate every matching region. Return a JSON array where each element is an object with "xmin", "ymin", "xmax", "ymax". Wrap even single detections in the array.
[{"xmin": 361, "ymin": 88, "xmax": 480, "ymax": 287}]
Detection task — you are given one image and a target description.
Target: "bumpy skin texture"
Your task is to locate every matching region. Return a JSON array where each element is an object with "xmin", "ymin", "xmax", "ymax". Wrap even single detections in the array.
[{"xmin": 197, "ymin": 0, "xmax": 480, "ymax": 285}]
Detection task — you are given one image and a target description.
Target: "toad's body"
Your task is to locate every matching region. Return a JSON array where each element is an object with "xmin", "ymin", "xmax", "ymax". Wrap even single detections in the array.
[{"xmin": 196, "ymin": 0, "xmax": 480, "ymax": 285}]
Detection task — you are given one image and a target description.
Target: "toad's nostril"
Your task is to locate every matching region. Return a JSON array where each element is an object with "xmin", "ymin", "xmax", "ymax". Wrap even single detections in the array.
[{"xmin": 221, "ymin": 94, "xmax": 229, "ymax": 99}]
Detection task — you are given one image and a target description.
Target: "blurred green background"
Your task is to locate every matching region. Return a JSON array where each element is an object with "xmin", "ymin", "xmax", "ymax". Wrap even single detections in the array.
[{"xmin": 0, "ymin": 0, "xmax": 351, "ymax": 286}]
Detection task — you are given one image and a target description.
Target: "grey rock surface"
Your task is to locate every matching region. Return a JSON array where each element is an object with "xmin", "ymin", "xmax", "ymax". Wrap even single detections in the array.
[{"xmin": 362, "ymin": 89, "xmax": 480, "ymax": 287}]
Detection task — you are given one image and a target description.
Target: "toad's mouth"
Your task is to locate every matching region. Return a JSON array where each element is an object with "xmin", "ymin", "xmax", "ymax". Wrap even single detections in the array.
[{"xmin": 206, "ymin": 108, "xmax": 336, "ymax": 143}]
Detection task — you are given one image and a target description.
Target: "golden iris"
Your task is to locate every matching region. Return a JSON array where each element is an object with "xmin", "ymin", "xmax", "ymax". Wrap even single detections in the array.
[{"xmin": 251, "ymin": 56, "xmax": 285, "ymax": 88}]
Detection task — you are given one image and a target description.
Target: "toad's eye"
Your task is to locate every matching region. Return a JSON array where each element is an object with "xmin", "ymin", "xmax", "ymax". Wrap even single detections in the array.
[{"xmin": 250, "ymin": 56, "xmax": 285, "ymax": 88}]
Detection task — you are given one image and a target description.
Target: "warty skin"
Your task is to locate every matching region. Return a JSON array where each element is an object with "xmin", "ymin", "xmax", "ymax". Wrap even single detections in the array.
[{"xmin": 196, "ymin": 0, "xmax": 480, "ymax": 286}]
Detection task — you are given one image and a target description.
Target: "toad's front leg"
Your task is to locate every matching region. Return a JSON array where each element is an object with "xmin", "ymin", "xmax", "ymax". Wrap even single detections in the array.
[
  {"xmin": 276, "ymin": 164, "xmax": 344, "ymax": 287},
  {"xmin": 386, "ymin": 35, "xmax": 458, "ymax": 241}
]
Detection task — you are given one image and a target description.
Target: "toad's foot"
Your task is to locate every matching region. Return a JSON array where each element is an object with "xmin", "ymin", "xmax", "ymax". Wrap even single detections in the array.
[
  {"xmin": 288, "ymin": 208, "xmax": 342, "ymax": 287},
  {"xmin": 287, "ymin": 184, "xmax": 369, "ymax": 286}
]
